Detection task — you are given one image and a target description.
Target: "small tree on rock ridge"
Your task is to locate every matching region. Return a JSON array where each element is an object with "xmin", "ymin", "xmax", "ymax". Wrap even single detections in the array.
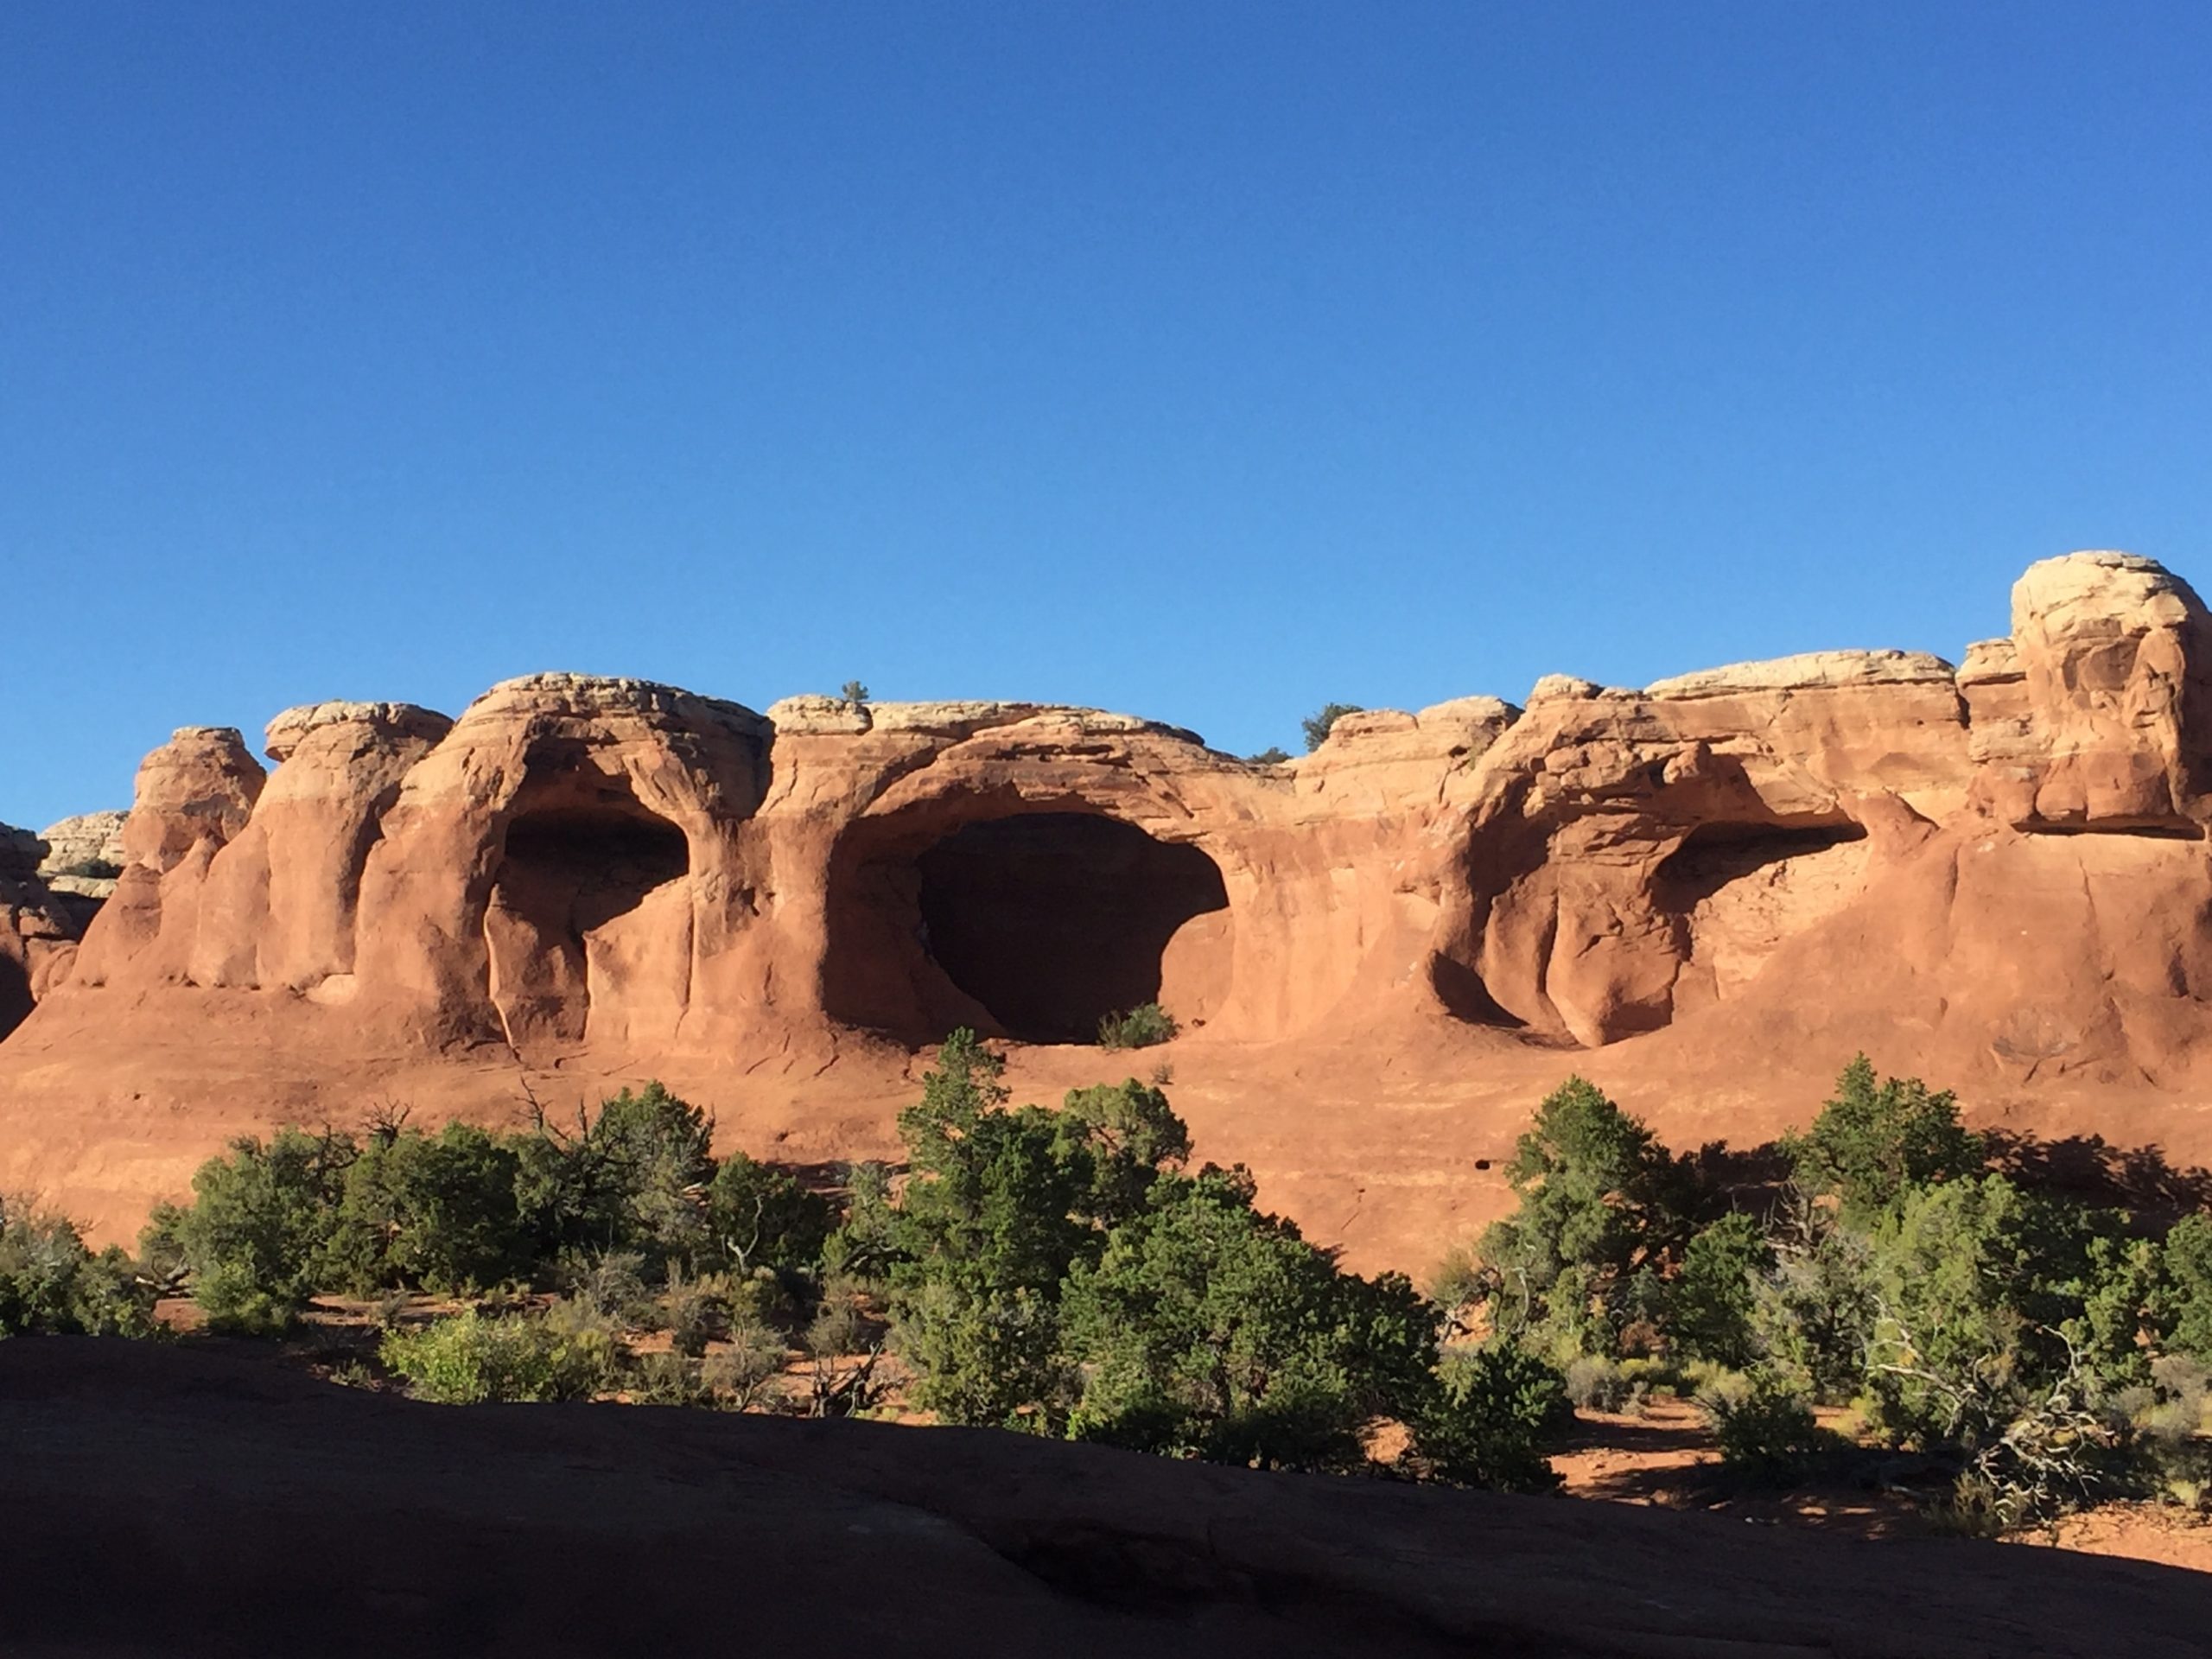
[{"xmin": 1300, "ymin": 703, "xmax": 1363, "ymax": 753}]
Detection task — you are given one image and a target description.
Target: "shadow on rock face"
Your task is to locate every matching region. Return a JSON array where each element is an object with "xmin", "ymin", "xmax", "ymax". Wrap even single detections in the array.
[
  {"xmin": 0, "ymin": 951, "xmax": 29, "ymax": 1042},
  {"xmin": 486, "ymin": 797, "xmax": 691, "ymax": 1054},
  {"xmin": 824, "ymin": 808, "xmax": 1230, "ymax": 1046}
]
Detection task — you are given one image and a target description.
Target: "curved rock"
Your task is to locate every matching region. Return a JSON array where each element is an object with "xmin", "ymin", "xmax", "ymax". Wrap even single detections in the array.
[
  {"xmin": 35, "ymin": 810, "xmax": 128, "ymax": 897},
  {"xmin": 10, "ymin": 550, "xmax": 2212, "ymax": 1271},
  {"xmin": 0, "ymin": 824, "xmax": 79, "ymax": 1039}
]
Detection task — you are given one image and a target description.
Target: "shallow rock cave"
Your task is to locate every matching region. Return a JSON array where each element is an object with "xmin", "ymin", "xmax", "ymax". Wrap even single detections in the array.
[
  {"xmin": 1432, "ymin": 818, "xmax": 1877, "ymax": 1043},
  {"xmin": 1654, "ymin": 818, "xmax": 1873, "ymax": 1010},
  {"xmin": 1652, "ymin": 819, "xmax": 1870, "ymax": 910},
  {"xmin": 484, "ymin": 793, "xmax": 690, "ymax": 1050},
  {"xmin": 825, "ymin": 810, "xmax": 1230, "ymax": 1046}
]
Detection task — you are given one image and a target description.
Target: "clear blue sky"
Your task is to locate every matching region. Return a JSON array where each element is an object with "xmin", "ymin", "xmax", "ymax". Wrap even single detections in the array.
[{"xmin": 4, "ymin": 3, "xmax": 2209, "ymax": 829}]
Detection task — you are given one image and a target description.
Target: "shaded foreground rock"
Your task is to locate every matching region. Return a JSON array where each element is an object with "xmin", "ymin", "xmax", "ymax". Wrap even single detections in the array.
[
  {"xmin": 11, "ymin": 550, "xmax": 2212, "ymax": 1272},
  {"xmin": 3, "ymin": 1338, "xmax": 2207, "ymax": 1658}
]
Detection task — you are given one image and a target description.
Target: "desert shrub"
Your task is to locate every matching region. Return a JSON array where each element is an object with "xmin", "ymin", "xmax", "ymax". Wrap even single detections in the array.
[
  {"xmin": 1413, "ymin": 1342, "xmax": 1571, "ymax": 1491},
  {"xmin": 1057, "ymin": 1078, "xmax": 1192, "ymax": 1226},
  {"xmin": 1476, "ymin": 1078, "xmax": 1703, "ymax": 1355},
  {"xmin": 379, "ymin": 1305, "xmax": 616, "ymax": 1403},
  {"xmin": 2073, "ymin": 1230, "xmax": 2164, "ymax": 1390},
  {"xmin": 54, "ymin": 857, "xmax": 123, "ymax": 880},
  {"xmin": 630, "ymin": 1349, "xmax": 715, "ymax": 1407},
  {"xmin": 1564, "ymin": 1353, "xmax": 1631, "ymax": 1413},
  {"xmin": 1060, "ymin": 1166, "xmax": 1435, "ymax": 1470},
  {"xmin": 1243, "ymin": 747, "xmax": 1291, "ymax": 766},
  {"xmin": 2149, "ymin": 1353, "xmax": 2210, "ymax": 1429},
  {"xmin": 67, "ymin": 1245, "xmax": 161, "ymax": 1338},
  {"xmin": 886, "ymin": 1036, "xmax": 1195, "ymax": 1428},
  {"xmin": 514, "ymin": 1084, "xmax": 715, "ymax": 1268},
  {"xmin": 166, "ymin": 1128, "xmax": 355, "ymax": 1332},
  {"xmin": 887, "ymin": 1035, "xmax": 1095, "ymax": 1426},
  {"xmin": 718, "ymin": 1263, "xmax": 799, "ymax": 1331},
  {"xmin": 1747, "ymin": 1217, "xmax": 1878, "ymax": 1401},
  {"xmin": 1096, "ymin": 1002, "xmax": 1179, "ymax": 1051},
  {"xmin": 1300, "ymin": 702, "xmax": 1362, "ymax": 753},
  {"xmin": 1783, "ymin": 1056, "xmax": 1984, "ymax": 1218},
  {"xmin": 660, "ymin": 1269, "xmax": 724, "ymax": 1357},
  {"xmin": 0, "ymin": 1200, "xmax": 105, "ymax": 1336},
  {"xmin": 839, "ymin": 679, "xmax": 870, "ymax": 708},
  {"xmin": 1946, "ymin": 1367, "xmax": 2127, "ymax": 1534},
  {"xmin": 819, "ymin": 1160, "xmax": 899, "ymax": 1283},
  {"xmin": 325, "ymin": 1122, "xmax": 531, "ymax": 1295},
  {"xmin": 705, "ymin": 1154, "xmax": 833, "ymax": 1274},
  {"xmin": 704, "ymin": 1315, "xmax": 789, "ymax": 1410},
  {"xmin": 1425, "ymin": 1243, "xmax": 1490, "ymax": 1335},
  {"xmin": 804, "ymin": 1276, "xmax": 887, "ymax": 1418},
  {"xmin": 0, "ymin": 1198, "xmax": 157, "ymax": 1338},
  {"xmin": 558, "ymin": 1249, "xmax": 656, "ymax": 1327},
  {"xmin": 1669, "ymin": 1212, "xmax": 1770, "ymax": 1368},
  {"xmin": 2160, "ymin": 1212, "xmax": 2212, "ymax": 1363},
  {"xmin": 1859, "ymin": 1173, "xmax": 2104, "ymax": 1447},
  {"xmin": 1700, "ymin": 1375, "xmax": 1846, "ymax": 1484}
]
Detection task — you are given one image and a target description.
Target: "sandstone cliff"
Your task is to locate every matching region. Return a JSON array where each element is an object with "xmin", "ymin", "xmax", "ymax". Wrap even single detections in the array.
[
  {"xmin": 7, "ymin": 550, "xmax": 2212, "ymax": 1269},
  {"xmin": 0, "ymin": 824, "xmax": 84, "ymax": 1039}
]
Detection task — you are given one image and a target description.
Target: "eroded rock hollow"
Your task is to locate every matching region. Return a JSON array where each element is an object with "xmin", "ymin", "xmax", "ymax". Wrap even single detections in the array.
[{"xmin": 9, "ymin": 550, "xmax": 2212, "ymax": 1269}]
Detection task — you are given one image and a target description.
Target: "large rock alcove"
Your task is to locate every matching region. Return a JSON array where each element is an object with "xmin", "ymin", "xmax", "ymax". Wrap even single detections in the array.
[
  {"xmin": 824, "ymin": 808, "xmax": 1230, "ymax": 1045},
  {"xmin": 1655, "ymin": 820, "xmax": 1872, "ymax": 1011},
  {"xmin": 484, "ymin": 776, "xmax": 692, "ymax": 1054}
]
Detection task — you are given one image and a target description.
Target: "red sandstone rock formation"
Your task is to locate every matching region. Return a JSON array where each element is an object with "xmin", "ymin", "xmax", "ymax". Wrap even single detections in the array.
[
  {"xmin": 7, "ymin": 550, "xmax": 2212, "ymax": 1268},
  {"xmin": 0, "ymin": 826, "xmax": 82, "ymax": 1039}
]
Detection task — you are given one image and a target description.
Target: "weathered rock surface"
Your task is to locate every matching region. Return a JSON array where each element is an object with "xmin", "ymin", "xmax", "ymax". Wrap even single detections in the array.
[
  {"xmin": 4, "ymin": 1339, "xmax": 2206, "ymax": 1658},
  {"xmin": 35, "ymin": 808, "xmax": 128, "ymax": 899},
  {"xmin": 0, "ymin": 824, "xmax": 84, "ymax": 1040},
  {"xmin": 10, "ymin": 550, "xmax": 2212, "ymax": 1270}
]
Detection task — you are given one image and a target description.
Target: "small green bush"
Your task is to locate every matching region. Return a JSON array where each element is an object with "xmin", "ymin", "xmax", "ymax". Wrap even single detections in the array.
[
  {"xmin": 1424, "ymin": 1243, "xmax": 1491, "ymax": 1334},
  {"xmin": 1060, "ymin": 1168, "xmax": 1434, "ymax": 1469},
  {"xmin": 630, "ymin": 1349, "xmax": 715, "ymax": 1407},
  {"xmin": 514, "ymin": 1084, "xmax": 716, "ymax": 1268},
  {"xmin": 1414, "ymin": 1343, "xmax": 1572, "ymax": 1491},
  {"xmin": 660, "ymin": 1269, "xmax": 734, "ymax": 1358},
  {"xmin": 1300, "ymin": 703, "xmax": 1363, "ymax": 753},
  {"xmin": 1670, "ymin": 1212, "xmax": 1770, "ymax": 1368},
  {"xmin": 165, "ymin": 1128, "xmax": 354, "ymax": 1332},
  {"xmin": 558, "ymin": 1249, "xmax": 655, "ymax": 1325},
  {"xmin": 705, "ymin": 1316, "xmax": 790, "ymax": 1410},
  {"xmin": 2162, "ymin": 1214, "xmax": 2212, "ymax": 1363},
  {"xmin": 1097, "ymin": 1003, "xmax": 1179, "ymax": 1051},
  {"xmin": 1781, "ymin": 1055, "xmax": 1984, "ymax": 1218},
  {"xmin": 1565, "ymin": 1354, "xmax": 1631, "ymax": 1413},
  {"xmin": 379, "ymin": 1306, "xmax": 615, "ymax": 1404},
  {"xmin": 1700, "ymin": 1375, "xmax": 1846, "ymax": 1484},
  {"xmin": 325, "ymin": 1122, "xmax": 531, "ymax": 1295},
  {"xmin": 706, "ymin": 1154, "xmax": 834, "ymax": 1274},
  {"xmin": 0, "ymin": 1198, "xmax": 157, "ymax": 1338}
]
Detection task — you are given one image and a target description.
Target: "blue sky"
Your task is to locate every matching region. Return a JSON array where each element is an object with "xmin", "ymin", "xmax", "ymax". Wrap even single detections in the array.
[{"xmin": 4, "ymin": 3, "xmax": 2209, "ymax": 828}]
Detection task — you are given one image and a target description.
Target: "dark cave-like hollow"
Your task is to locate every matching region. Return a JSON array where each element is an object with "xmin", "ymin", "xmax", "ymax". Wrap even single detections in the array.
[
  {"xmin": 829, "ymin": 810, "xmax": 1230, "ymax": 1046},
  {"xmin": 486, "ymin": 797, "xmax": 690, "ymax": 1046},
  {"xmin": 1652, "ymin": 820, "xmax": 1870, "ymax": 912}
]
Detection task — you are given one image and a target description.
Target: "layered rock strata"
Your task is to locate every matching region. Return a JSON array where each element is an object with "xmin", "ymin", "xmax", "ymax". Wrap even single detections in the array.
[{"xmin": 8, "ymin": 550, "xmax": 2212, "ymax": 1266}]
